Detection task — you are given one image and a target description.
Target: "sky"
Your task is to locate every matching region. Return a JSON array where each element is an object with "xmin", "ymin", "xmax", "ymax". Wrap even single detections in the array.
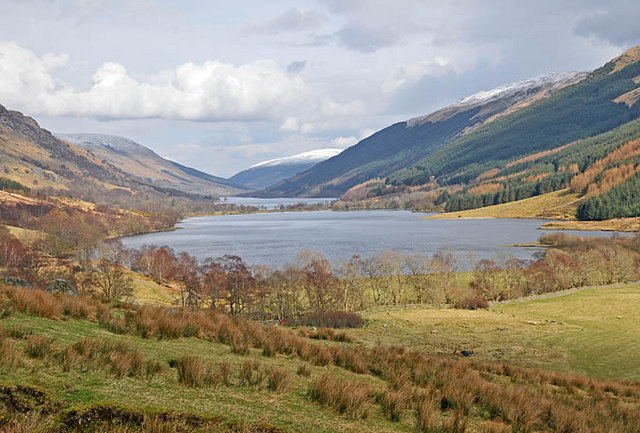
[{"xmin": 0, "ymin": 0, "xmax": 639, "ymax": 177}]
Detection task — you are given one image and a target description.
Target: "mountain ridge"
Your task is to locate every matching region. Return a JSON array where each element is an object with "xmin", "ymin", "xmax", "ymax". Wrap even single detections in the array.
[
  {"xmin": 56, "ymin": 133, "xmax": 245, "ymax": 196},
  {"xmin": 262, "ymin": 71, "xmax": 589, "ymax": 197}
]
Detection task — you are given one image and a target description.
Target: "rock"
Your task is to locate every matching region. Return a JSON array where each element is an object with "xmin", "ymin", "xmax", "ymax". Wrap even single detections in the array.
[
  {"xmin": 45, "ymin": 279, "xmax": 77, "ymax": 295},
  {"xmin": 2, "ymin": 276, "xmax": 31, "ymax": 288}
]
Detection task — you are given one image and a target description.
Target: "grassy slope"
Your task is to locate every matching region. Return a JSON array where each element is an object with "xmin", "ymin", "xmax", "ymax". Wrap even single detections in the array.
[
  {"xmin": 127, "ymin": 270, "xmax": 181, "ymax": 306},
  {"xmin": 352, "ymin": 283, "xmax": 640, "ymax": 380},
  {"xmin": 0, "ymin": 283, "xmax": 639, "ymax": 431},
  {"xmin": 541, "ymin": 218, "xmax": 640, "ymax": 232},
  {"xmin": 426, "ymin": 189, "xmax": 640, "ymax": 231},
  {"xmin": 0, "ymin": 314, "xmax": 403, "ymax": 433},
  {"xmin": 427, "ymin": 189, "xmax": 579, "ymax": 220}
]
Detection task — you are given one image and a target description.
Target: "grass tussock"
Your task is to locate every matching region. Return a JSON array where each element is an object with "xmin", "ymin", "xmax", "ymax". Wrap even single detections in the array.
[
  {"xmin": 172, "ymin": 355, "xmax": 216, "ymax": 388},
  {"xmin": 67, "ymin": 338, "xmax": 161, "ymax": 379},
  {"xmin": 23, "ymin": 335, "xmax": 52, "ymax": 359},
  {"xmin": 308, "ymin": 373, "xmax": 372, "ymax": 420},
  {"xmin": 267, "ymin": 367, "xmax": 292, "ymax": 392},
  {"xmin": 238, "ymin": 360, "xmax": 263, "ymax": 387}
]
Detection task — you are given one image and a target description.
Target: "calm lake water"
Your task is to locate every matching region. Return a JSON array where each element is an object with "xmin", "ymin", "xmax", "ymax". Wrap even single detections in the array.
[{"xmin": 121, "ymin": 209, "xmax": 622, "ymax": 270}]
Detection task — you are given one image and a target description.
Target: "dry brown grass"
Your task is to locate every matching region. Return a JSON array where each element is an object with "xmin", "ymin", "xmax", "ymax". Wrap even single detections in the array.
[
  {"xmin": 173, "ymin": 355, "xmax": 213, "ymax": 388},
  {"xmin": 379, "ymin": 386, "xmax": 410, "ymax": 422},
  {"xmin": 238, "ymin": 360, "xmax": 263, "ymax": 387},
  {"xmin": 308, "ymin": 373, "xmax": 372, "ymax": 420},
  {"xmin": 267, "ymin": 367, "xmax": 292, "ymax": 392},
  {"xmin": 23, "ymin": 335, "xmax": 51, "ymax": 359},
  {"xmin": 6, "ymin": 288, "xmax": 60, "ymax": 319}
]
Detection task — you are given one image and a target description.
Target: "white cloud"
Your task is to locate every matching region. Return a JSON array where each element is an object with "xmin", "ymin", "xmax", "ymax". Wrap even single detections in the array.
[
  {"xmin": 0, "ymin": 41, "xmax": 352, "ymax": 125},
  {"xmin": 381, "ymin": 57, "xmax": 453, "ymax": 94}
]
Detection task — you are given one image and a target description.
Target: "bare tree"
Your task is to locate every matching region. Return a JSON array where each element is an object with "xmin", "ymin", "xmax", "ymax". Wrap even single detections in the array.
[
  {"xmin": 93, "ymin": 260, "xmax": 133, "ymax": 300},
  {"xmin": 176, "ymin": 252, "xmax": 201, "ymax": 309},
  {"xmin": 215, "ymin": 255, "xmax": 254, "ymax": 316},
  {"xmin": 404, "ymin": 252, "xmax": 430, "ymax": 303}
]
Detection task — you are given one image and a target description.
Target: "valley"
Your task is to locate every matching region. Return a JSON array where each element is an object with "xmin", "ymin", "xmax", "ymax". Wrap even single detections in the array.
[{"xmin": 0, "ymin": 21, "xmax": 639, "ymax": 433}]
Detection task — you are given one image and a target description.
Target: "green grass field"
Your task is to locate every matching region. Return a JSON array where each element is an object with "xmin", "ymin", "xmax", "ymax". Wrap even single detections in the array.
[
  {"xmin": 352, "ymin": 283, "xmax": 640, "ymax": 380},
  {"xmin": 0, "ymin": 283, "xmax": 638, "ymax": 432},
  {"xmin": 0, "ymin": 313, "xmax": 403, "ymax": 433}
]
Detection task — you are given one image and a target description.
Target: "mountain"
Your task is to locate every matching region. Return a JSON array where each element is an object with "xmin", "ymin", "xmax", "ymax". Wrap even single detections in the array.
[
  {"xmin": 263, "ymin": 71, "xmax": 589, "ymax": 197},
  {"xmin": 56, "ymin": 133, "xmax": 244, "ymax": 196},
  {"xmin": 0, "ymin": 104, "xmax": 138, "ymax": 194},
  {"xmin": 230, "ymin": 148, "xmax": 342, "ymax": 189},
  {"xmin": 383, "ymin": 45, "xmax": 640, "ymax": 220},
  {"xmin": 0, "ymin": 104, "xmax": 241, "ymax": 208}
]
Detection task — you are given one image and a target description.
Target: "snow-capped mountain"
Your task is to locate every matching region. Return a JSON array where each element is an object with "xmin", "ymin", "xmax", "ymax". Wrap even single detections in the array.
[
  {"xmin": 407, "ymin": 71, "xmax": 588, "ymax": 127},
  {"xmin": 455, "ymin": 71, "xmax": 588, "ymax": 107},
  {"xmin": 264, "ymin": 69, "xmax": 591, "ymax": 197},
  {"xmin": 231, "ymin": 148, "xmax": 343, "ymax": 189},
  {"xmin": 250, "ymin": 149, "xmax": 343, "ymax": 168}
]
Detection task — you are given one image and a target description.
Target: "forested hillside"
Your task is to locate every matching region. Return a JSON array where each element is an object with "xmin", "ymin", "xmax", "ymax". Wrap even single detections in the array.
[
  {"xmin": 264, "ymin": 46, "xmax": 640, "ymax": 221},
  {"xmin": 263, "ymin": 72, "xmax": 586, "ymax": 197},
  {"xmin": 436, "ymin": 118, "xmax": 640, "ymax": 215},
  {"xmin": 389, "ymin": 51, "xmax": 640, "ymax": 187},
  {"xmin": 577, "ymin": 172, "xmax": 640, "ymax": 220}
]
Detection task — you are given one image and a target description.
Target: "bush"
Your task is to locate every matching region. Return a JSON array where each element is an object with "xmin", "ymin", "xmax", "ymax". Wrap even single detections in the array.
[{"xmin": 454, "ymin": 294, "xmax": 489, "ymax": 310}]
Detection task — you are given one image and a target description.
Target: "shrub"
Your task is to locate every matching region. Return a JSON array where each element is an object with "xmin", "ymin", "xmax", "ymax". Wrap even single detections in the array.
[
  {"xmin": 267, "ymin": 367, "xmax": 291, "ymax": 392},
  {"xmin": 454, "ymin": 294, "xmax": 489, "ymax": 310}
]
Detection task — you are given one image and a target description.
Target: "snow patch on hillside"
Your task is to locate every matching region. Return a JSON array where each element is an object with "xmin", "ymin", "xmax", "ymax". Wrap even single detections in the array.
[
  {"xmin": 455, "ymin": 71, "xmax": 589, "ymax": 107},
  {"xmin": 56, "ymin": 133, "xmax": 146, "ymax": 153},
  {"xmin": 250, "ymin": 148, "xmax": 343, "ymax": 169}
]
